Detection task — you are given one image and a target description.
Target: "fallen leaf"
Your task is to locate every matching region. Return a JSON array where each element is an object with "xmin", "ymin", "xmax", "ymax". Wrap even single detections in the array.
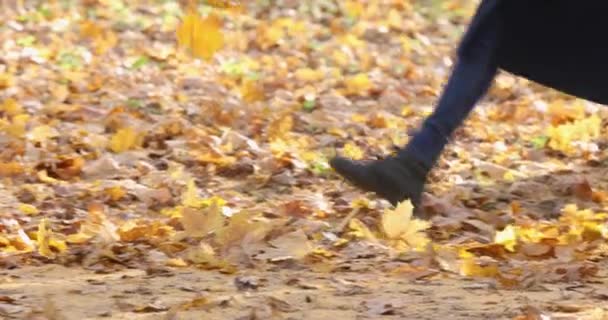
[
  {"xmin": 348, "ymin": 218, "xmax": 377, "ymax": 241},
  {"xmin": 0, "ymin": 162, "xmax": 24, "ymax": 177},
  {"xmin": 36, "ymin": 218, "xmax": 67, "ymax": 259},
  {"xmin": 460, "ymin": 253, "xmax": 499, "ymax": 278},
  {"xmin": 166, "ymin": 258, "xmax": 188, "ymax": 267},
  {"xmin": 176, "ymin": 9, "xmax": 224, "ymax": 60},
  {"xmin": 494, "ymin": 225, "xmax": 517, "ymax": 252},
  {"xmin": 342, "ymin": 142, "xmax": 364, "ymax": 160},
  {"xmin": 257, "ymin": 229, "xmax": 313, "ymax": 261},
  {"xmin": 216, "ymin": 211, "xmax": 270, "ymax": 251},
  {"xmin": 520, "ymin": 243, "xmax": 552, "ymax": 257},
  {"xmin": 177, "ymin": 295, "xmax": 211, "ymax": 311},
  {"xmin": 27, "ymin": 125, "xmax": 59, "ymax": 144},
  {"xmin": 109, "ymin": 127, "xmax": 144, "ymax": 153},
  {"xmin": 186, "ymin": 241, "xmax": 236, "ymax": 272},
  {"xmin": 381, "ymin": 200, "xmax": 431, "ymax": 251},
  {"xmin": 18, "ymin": 203, "xmax": 39, "ymax": 215},
  {"xmin": 180, "ymin": 205, "xmax": 225, "ymax": 238},
  {"xmin": 344, "ymin": 73, "xmax": 372, "ymax": 96},
  {"xmin": 134, "ymin": 301, "xmax": 169, "ymax": 313}
]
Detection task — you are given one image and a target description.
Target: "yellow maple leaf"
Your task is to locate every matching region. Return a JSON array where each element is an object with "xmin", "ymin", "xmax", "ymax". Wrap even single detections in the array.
[
  {"xmin": 182, "ymin": 179, "xmax": 227, "ymax": 213},
  {"xmin": 118, "ymin": 220, "xmax": 175, "ymax": 242},
  {"xmin": 176, "ymin": 6, "xmax": 197, "ymax": 49},
  {"xmin": 241, "ymin": 78, "xmax": 265, "ymax": 103},
  {"xmin": 344, "ymin": 73, "xmax": 372, "ymax": 96},
  {"xmin": 547, "ymin": 99, "xmax": 585, "ymax": 124},
  {"xmin": 80, "ymin": 20, "xmax": 103, "ymax": 38},
  {"xmin": 381, "ymin": 200, "xmax": 431, "ymax": 251},
  {"xmin": 459, "ymin": 251, "xmax": 499, "ymax": 277},
  {"xmin": 546, "ymin": 115, "xmax": 601, "ymax": 154},
  {"xmin": 94, "ymin": 31, "xmax": 118, "ymax": 55},
  {"xmin": 494, "ymin": 224, "xmax": 517, "ymax": 252},
  {"xmin": 0, "ymin": 98, "xmax": 22, "ymax": 116},
  {"xmin": 205, "ymin": 0, "xmax": 243, "ymax": 12},
  {"xmin": 49, "ymin": 83, "xmax": 69, "ymax": 101},
  {"xmin": 0, "ymin": 113, "xmax": 29, "ymax": 138},
  {"xmin": 205, "ymin": 0, "xmax": 236, "ymax": 8},
  {"xmin": 37, "ymin": 218, "xmax": 67, "ymax": 258},
  {"xmin": 518, "ymin": 225, "xmax": 555, "ymax": 243},
  {"xmin": 256, "ymin": 21, "xmax": 285, "ymax": 49},
  {"xmin": 351, "ymin": 197, "xmax": 371, "ymax": 209},
  {"xmin": 294, "ymin": 68, "xmax": 325, "ymax": 82},
  {"xmin": 78, "ymin": 20, "xmax": 118, "ymax": 55},
  {"xmin": 104, "ymin": 185, "xmax": 126, "ymax": 201},
  {"xmin": 176, "ymin": 9, "xmax": 224, "ymax": 60},
  {"xmin": 342, "ymin": 142, "xmax": 364, "ymax": 160},
  {"xmin": 167, "ymin": 257, "xmax": 188, "ymax": 267},
  {"xmin": 67, "ymin": 203, "xmax": 119, "ymax": 244},
  {"xmin": 344, "ymin": 1, "xmax": 364, "ymax": 18},
  {"xmin": 387, "ymin": 9, "xmax": 403, "ymax": 29},
  {"xmin": 348, "ymin": 218, "xmax": 377, "ymax": 240},
  {"xmin": 182, "ymin": 179, "xmax": 204, "ymax": 208},
  {"xmin": 65, "ymin": 232, "xmax": 94, "ymax": 244},
  {"xmin": 400, "ymin": 35, "xmax": 413, "ymax": 54},
  {"xmin": 0, "ymin": 73, "xmax": 14, "ymax": 89},
  {"xmin": 50, "ymin": 238, "xmax": 67, "ymax": 254},
  {"xmin": 331, "ymin": 51, "xmax": 350, "ymax": 68},
  {"xmin": 109, "ymin": 127, "xmax": 144, "ymax": 153},
  {"xmin": 186, "ymin": 241, "xmax": 236, "ymax": 272},
  {"xmin": 267, "ymin": 114, "xmax": 293, "ymax": 140},
  {"xmin": 19, "ymin": 203, "xmax": 39, "ymax": 215},
  {"xmin": 27, "ymin": 125, "xmax": 59, "ymax": 144}
]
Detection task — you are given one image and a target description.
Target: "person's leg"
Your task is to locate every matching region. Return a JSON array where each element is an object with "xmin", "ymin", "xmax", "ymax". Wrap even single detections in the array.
[
  {"xmin": 330, "ymin": 7, "xmax": 501, "ymax": 208},
  {"xmin": 400, "ymin": 35, "xmax": 499, "ymax": 167}
]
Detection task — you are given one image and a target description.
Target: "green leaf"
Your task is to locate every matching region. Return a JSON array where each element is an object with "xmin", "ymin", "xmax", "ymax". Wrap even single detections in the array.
[
  {"xmin": 244, "ymin": 71, "xmax": 261, "ymax": 81},
  {"xmin": 531, "ymin": 135, "xmax": 549, "ymax": 149},
  {"xmin": 126, "ymin": 98, "xmax": 143, "ymax": 109},
  {"xmin": 57, "ymin": 52, "xmax": 83, "ymax": 70},
  {"xmin": 16, "ymin": 35, "xmax": 36, "ymax": 47},
  {"xmin": 302, "ymin": 100, "xmax": 316, "ymax": 112},
  {"xmin": 131, "ymin": 56, "xmax": 150, "ymax": 70},
  {"xmin": 310, "ymin": 160, "xmax": 330, "ymax": 175},
  {"xmin": 220, "ymin": 60, "xmax": 245, "ymax": 76},
  {"xmin": 38, "ymin": 6, "xmax": 52, "ymax": 19}
]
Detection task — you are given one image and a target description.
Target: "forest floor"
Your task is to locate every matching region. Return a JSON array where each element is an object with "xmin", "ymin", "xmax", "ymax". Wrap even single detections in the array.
[
  {"xmin": 4, "ymin": 263, "xmax": 608, "ymax": 320},
  {"xmin": 2, "ymin": 1, "xmax": 608, "ymax": 319}
]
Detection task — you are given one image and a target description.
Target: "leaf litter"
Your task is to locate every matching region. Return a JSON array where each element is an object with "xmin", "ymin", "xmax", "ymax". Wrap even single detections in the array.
[{"xmin": 0, "ymin": 0, "xmax": 608, "ymax": 319}]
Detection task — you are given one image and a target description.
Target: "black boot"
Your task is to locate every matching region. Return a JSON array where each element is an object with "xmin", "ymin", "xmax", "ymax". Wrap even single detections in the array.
[{"xmin": 329, "ymin": 152, "xmax": 430, "ymax": 207}]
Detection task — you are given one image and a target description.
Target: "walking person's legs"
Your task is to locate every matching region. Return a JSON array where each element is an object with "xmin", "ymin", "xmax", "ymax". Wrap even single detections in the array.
[
  {"xmin": 330, "ymin": 6, "xmax": 501, "ymax": 208},
  {"xmin": 331, "ymin": 0, "xmax": 608, "ymax": 210}
]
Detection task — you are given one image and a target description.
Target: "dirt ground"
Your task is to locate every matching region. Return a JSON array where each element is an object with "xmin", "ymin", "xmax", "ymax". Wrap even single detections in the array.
[{"xmin": 2, "ymin": 264, "xmax": 608, "ymax": 320}]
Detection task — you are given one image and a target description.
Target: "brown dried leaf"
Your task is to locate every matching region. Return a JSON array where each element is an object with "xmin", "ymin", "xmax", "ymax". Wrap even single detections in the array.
[{"xmin": 181, "ymin": 205, "xmax": 225, "ymax": 238}]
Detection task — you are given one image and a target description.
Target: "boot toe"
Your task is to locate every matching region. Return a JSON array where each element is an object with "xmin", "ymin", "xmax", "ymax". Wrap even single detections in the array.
[
  {"xmin": 330, "ymin": 156, "xmax": 373, "ymax": 189},
  {"xmin": 329, "ymin": 156, "xmax": 425, "ymax": 207}
]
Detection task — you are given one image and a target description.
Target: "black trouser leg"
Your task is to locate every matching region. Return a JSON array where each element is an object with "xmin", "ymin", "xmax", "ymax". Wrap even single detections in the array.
[{"xmin": 399, "ymin": 26, "xmax": 500, "ymax": 168}]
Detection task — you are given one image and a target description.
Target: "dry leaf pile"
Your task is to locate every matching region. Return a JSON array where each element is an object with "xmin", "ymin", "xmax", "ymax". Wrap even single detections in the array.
[{"xmin": 1, "ymin": 0, "xmax": 608, "ymax": 293}]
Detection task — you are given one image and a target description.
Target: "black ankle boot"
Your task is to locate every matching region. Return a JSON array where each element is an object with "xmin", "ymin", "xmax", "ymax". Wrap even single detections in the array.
[{"xmin": 329, "ymin": 152, "xmax": 430, "ymax": 207}]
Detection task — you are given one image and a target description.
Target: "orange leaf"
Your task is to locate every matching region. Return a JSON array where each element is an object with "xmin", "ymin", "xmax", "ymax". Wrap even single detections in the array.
[{"xmin": 0, "ymin": 162, "xmax": 24, "ymax": 177}]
